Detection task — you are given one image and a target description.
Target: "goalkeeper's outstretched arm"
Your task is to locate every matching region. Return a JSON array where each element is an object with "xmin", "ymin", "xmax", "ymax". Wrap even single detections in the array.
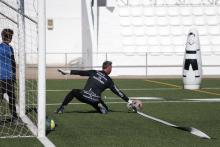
[
  {"xmin": 57, "ymin": 69, "xmax": 95, "ymax": 76},
  {"xmin": 57, "ymin": 69, "xmax": 70, "ymax": 75},
  {"xmin": 109, "ymin": 83, "xmax": 130, "ymax": 102},
  {"xmin": 109, "ymin": 82, "xmax": 136, "ymax": 111}
]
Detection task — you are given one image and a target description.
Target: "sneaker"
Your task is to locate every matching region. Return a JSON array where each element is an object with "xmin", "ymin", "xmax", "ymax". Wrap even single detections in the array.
[
  {"xmin": 98, "ymin": 103, "xmax": 108, "ymax": 114},
  {"xmin": 55, "ymin": 105, "xmax": 64, "ymax": 114}
]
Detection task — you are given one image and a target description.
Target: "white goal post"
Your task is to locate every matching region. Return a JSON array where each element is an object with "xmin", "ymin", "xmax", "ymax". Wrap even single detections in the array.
[{"xmin": 0, "ymin": 0, "xmax": 55, "ymax": 146}]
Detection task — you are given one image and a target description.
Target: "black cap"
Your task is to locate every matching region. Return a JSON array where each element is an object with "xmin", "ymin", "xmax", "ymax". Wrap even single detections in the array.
[
  {"xmin": 189, "ymin": 32, "xmax": 195, "ymax": 36},
  {"xmin": 102, "ymin": 61, "xmax": 112, "ymax": 69}
]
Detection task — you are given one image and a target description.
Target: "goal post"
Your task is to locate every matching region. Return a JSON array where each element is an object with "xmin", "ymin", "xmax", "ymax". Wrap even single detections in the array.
[
  {"xmin": 37, "ymin": 0, "xmax": 46, "ymax": 138},
  {"xmin": 0, "ymin": 0, "xmax": 55, "ymax": 146},
  {"xmin": 18, "ymin": 0, "xmax": 26, "ymax": 119}
]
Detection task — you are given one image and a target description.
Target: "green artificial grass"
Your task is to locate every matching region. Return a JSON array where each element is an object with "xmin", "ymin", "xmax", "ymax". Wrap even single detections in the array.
[{"xmin": 1, "ymin": 78, "xmax": 220, "ymax": 147}]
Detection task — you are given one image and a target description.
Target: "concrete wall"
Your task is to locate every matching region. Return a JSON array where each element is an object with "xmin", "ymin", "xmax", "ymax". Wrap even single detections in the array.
[
  {"xmin": 44, "ymin": 0, "xmax": 220, "ymax": 76},
  {"xmin": 46, "ymin": 0, "xmax": 82, "ymax": 53},
  {"xmin": 96, "ymin": 1, "xmax": 220, "ymax": 76}
]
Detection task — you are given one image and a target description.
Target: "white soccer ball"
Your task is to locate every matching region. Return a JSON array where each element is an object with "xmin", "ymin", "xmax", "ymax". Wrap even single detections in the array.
[{"xmin": 127, "ymin": 99, "xmax": 143, "ymax": 111}]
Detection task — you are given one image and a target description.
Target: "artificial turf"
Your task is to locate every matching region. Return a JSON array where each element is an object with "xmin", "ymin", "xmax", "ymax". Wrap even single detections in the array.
[{"xmin": 1, "ymin": 78, "xmax": 220, "ymax": 147}]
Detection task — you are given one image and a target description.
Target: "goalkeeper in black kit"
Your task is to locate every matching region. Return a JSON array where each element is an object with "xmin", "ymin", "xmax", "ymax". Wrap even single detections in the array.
[{"xmin": 55, "ymin": 61, "xmax": 135, "ymax": 114}]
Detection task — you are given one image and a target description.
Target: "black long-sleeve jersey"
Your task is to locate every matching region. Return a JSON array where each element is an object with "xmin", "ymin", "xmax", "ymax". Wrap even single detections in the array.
[{"xmin": 70, "ymin": 70, "xmax": 129, "ymax": 102}]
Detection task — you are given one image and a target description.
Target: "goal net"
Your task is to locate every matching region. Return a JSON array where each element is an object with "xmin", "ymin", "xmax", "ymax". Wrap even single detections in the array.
[{"xmin": 0, "ymin": 0, "xmax": 38, "ymax": 138}]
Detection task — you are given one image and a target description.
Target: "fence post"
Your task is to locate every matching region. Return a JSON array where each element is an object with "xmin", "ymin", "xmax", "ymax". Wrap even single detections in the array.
[
  {"xmin": 146, "ymin": 52, "xmax": 148, "ymax": 77},
  {"xmin": 105, "ymin": 52, "xmax": 108, "ymax": 61},
  {"xmin": 65, "ymin": 53, "xmax": 68, "ymax": 80}
]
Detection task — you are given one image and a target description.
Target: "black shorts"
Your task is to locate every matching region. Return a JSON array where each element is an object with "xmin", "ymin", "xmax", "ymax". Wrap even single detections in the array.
[
  {"xmin": 70, "ymin": 89, "xmax": 108, "ymax": 113},
  {"xmin": 184, "ymin": 59, "xmax": 198, "ymax": 70}
]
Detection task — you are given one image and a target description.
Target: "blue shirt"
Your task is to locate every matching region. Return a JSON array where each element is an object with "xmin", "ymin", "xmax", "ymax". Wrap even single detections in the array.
[{"xmin": 0, "ymin": 43, "xmax": 15, "ymax": 80}]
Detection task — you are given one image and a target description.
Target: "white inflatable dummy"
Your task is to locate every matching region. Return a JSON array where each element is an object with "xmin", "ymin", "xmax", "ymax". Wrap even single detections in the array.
[{"xmin": 183, "ymin": 29, "xmax": 202, "ymax": 90}]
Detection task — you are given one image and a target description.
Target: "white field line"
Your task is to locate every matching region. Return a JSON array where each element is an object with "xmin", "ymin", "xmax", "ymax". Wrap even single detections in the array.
[
  {"xmin": 202, "ymin": 87, "xmax": 220, "ymax": 90},
  {"xmin": 44, "ymin": 87, "xmax": 220, "ymax": 92},
  {"xmin": 104, "ymin": 97, "xmax": 163, "ymax": 100},
  {"xmin": 46, "ymin": 99, "xmax": 220, "ymax": 106},
  {"xmin": 45, "ymin": 88, "xmax": 179, "ymax": 91},
  {"xmin": 0, "ymin": 136, "xmax": 35, "ymax": 139},
  {"xmin": 186, "ymin": 98, "xmax": 220, "ymax": 102},
  {"xmin": 137, "ymin": 111, "xmax": 211, "ymax": 139}
]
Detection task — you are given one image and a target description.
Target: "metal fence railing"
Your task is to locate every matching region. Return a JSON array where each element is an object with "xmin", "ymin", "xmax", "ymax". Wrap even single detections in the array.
[{"xmin": 23, "ymin": 52, "xmax": 220, "ymax": 77}]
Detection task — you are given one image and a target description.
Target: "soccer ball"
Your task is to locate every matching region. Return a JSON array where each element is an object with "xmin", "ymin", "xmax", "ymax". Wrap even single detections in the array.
[
  {"xmin": 46, "ymin": 117, "xmax": 57, "ymax": 133},
  {"xmin": 127, "ymin": 99, "xmax": 143, "ymax": 111}
]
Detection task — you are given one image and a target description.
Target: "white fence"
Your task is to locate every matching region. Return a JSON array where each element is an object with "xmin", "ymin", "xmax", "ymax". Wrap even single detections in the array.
[{"xmin": 25, "ymin": 52, "xmax": 220, "ymax": 76}]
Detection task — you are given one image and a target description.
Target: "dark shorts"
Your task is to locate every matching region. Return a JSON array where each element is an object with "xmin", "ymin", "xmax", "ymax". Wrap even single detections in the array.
[
  {"xmin": 184, "ymin": 59, "xmax": 198, "ymax": 70},
  {"xmin": 69, "ymin": 89, "xmax": 108, "ymax": 114}
]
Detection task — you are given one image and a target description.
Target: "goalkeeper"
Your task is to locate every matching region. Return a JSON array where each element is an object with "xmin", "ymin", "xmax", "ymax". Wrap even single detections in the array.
[
  {"xmin": 0, "ymin": 29, "xmax": 18, "ymax": 122},
  {"xmin": 55, "ymin": 61, "xmax": 135, "ymax": 114}
]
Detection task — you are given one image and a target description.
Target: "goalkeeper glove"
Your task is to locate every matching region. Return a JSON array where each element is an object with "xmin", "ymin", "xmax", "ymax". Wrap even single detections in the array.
[
  {"xmin": 127, "ymin": 99, "xmax": 137, "ymax": 112},
  {"xmin": 57, "ymin": 69, "xmax": 70, "ymax": 75}
]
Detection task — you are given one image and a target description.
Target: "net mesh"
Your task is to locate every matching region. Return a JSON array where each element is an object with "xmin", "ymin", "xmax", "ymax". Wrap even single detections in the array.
[{"xmin": 0, "ymin": 0, "xmax": 38, "ymax": 138}]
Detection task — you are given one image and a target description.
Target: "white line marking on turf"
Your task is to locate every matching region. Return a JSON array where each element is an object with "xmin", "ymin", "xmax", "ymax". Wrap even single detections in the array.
[
  {"xmin": 137, "ymin": 111, "xmax": 211, "ymax": 139},
  {"xmin": 46, "ymin": 99, "xmax": 220, "ymax": 106},
  {"xmin": 44, "ymin": 87, "xmax": 220, "ymax": 92},
  {"xmin": 186, "ymin": 98, "xmax": 220, "ymax": 102},
  {"xmin": 46, "ymin": 102, "xmax": 127, "ymax": 106},
  {"xmin": 203, "ymin": 87, "xmax": 220, "ymax": 90},
  {"xmin": 104, "ymin": 97, "xmax": 163, "ymax": 100},
  {"xmin": 131, "ymin": 97, "xmax": 163, "ymax": 100},
  {"xmin": 45, "ymin": 88, "xmax": 179, "ymax": 92}
]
